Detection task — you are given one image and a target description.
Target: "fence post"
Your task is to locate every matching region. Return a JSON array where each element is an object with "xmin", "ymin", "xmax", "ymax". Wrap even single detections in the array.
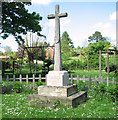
[
  {"xmin": 89, "ymin": 75, "xmax": 91, "ymax": 89},
  {"xmin": 99, "ymin": 50, "xmax": 102, "ymax": 78},
  {"xmin": 33, "ymin": 74, "xmax": 35, "ymax": 90},
  {"xmin": 13, "ymin": 74, "xmax": 15, "ymax": 84},
  {"xmin": 107, "ymin": 76, "xmax": 109, "ymax": 86},
  {"xmin": 39, "ymin": 74, "xmax": 41, "ymax": 81},
  {"xmin": 101, "ymin": 76, "xmax": 103, "ymax": 83},
  {"xmin": 112, "ymin": 77, "xmax": 115, "ymax": 87},
  {"xmin": 83, "ymin": 75, "xmax": 85, "ymax": 85},
  {"xmin": 94, "ymin": 76, "xmax": 98, "ymax": 86},
  {"xmin": 19, "ymin": 74, "xmax": 22, "ymax": 84},
  {"xmin": 26, "ymin": 74, "xmax": 28, "ymax": 87},
  {"xmin": 77, "ymin": 75, "xmax": 79, "ymax": 84},
  {"xmin": 71, "ymin": 75, "xmax": 73, "ymax": 85},
  {"xmin": 7, "ymin": 75, "xmax": 9, "ymax": 87}
]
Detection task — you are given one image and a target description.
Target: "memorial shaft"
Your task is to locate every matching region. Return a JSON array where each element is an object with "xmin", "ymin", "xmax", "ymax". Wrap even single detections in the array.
[{"xmin": 48, "ymin": 5, "xmax": 67, "ymax": 71}]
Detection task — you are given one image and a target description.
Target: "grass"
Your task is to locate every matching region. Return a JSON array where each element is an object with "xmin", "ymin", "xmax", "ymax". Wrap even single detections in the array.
[
  {"xmin": 1, "ymin": 90, "xmax": 117, "ymax": 118},
  {"xmin": 69, "ymin": 69, "xmax": 118, "ymax": 82}
]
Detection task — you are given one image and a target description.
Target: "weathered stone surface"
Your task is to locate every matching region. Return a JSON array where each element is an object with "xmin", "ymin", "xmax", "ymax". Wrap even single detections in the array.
[
  {"xmin": 46, "ymin": 71, "xmax": 69, "ymax": 86},
  {"xmin": 38, "ymin": 84, "xmax": 78, "ymax": 97},
  {"xmin": 48, "ymin": 5, "xmax": 67, "ymax": 71},
  {"xmin": 27, "ymin": 91, "xmax": 87, "ymax": 107}
]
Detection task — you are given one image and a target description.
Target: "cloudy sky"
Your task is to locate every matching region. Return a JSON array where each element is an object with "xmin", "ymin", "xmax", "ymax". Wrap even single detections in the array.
[{"xmin": 0, "ymin": 0, "xmax": 117, "ymax": 52}]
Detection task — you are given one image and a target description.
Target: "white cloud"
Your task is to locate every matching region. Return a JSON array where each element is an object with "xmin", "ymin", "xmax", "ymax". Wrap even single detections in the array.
[
  {"xmin": 109, "ymin": 11, "xmax": 116, "ymax": 21},
  {"xmin": 0, "ymin": 36, "xmax": 18, "ymax": 52},
  {"xmin": 92, "ymin": 21, "xmax": 116, "ymax": 45},
  {"xmin": 93, "ymin": 22, "xmax": 111, "ymax": 30},
  {"xmin": 32, "ymin": 0, "xmax": 51, "ymax": 5}
]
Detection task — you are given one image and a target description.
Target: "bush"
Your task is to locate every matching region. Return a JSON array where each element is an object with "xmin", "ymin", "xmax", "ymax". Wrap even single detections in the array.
[
  {"xmin": 12, "ymin": 82, "xmax": 34, "ymax": 94},
  {"xmin": 35, "ymin": 79, "xmax": 45, "ymax": 86},
  {"xmin": 62, "ymin": 59, "xmax": 86, "ymax": 70},
  {"xmin": 13, "ymin": 82, "xmax": 23, "ymax": 93},
  {"xmin": 92, "ymin": 82, "xmax": 117, "ymax": 102}
]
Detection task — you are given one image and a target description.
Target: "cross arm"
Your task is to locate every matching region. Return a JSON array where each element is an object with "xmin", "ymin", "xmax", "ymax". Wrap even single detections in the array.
[
  {"xmin": 59, "ymin": 13, "xmax": 68, "ymax": 18},
  {"xmin": 48, "ymin": 14, "xmax": 55, "ymax": 19}
]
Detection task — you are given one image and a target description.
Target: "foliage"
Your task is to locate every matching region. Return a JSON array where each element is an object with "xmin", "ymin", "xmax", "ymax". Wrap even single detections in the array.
[
  {"xmin": 11, "ymin": 82, "xmax": 34, "ymax": 94},
  {"xmin": 61, "ymin": 31, "xmax": 74, "ymax": 60},
  {"xmin": 88, "ymin": 31, "xmax": 106, "ymax": 43},
  {"xmin": 81, "ymin": 40, "xmax": 111, "ymax": 69},
  {"xmin": 62, "ymin": 59, "xmax": 87, "ymax": 70},
  {"xmin": 2, "ymin": 2, "xmax": 45, "ymax": 45},
  {"xmin": 4, "ymin": 46, "xmax": 13, "ymax": 56},
  {"xmin": 12, "ymin": 82, "xmax": 23, "ymax": 93},
  {"xmin": 92, "ymin": 83, "xmax": 117, "ymax": 102},
  {"xmin": 35, "ymin": 79, "xmax": 45, "ymax": 86}
]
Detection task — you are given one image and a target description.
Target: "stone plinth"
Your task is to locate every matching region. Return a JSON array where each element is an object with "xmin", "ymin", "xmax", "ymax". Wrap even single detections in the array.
[
  {"xmin": 46, "ymin": 71, "xmax": 69, "ymax": 86},
  {"xmin": 27, "ymin": 91, "xmax": 87, "ymax": 108},
  {"xmin": 27, "ymin": 84, "xmax": 87, "ymax": 108},
  {"xmin": 38, "ymin": 84, "xmax": 78, "ymax": 97}
]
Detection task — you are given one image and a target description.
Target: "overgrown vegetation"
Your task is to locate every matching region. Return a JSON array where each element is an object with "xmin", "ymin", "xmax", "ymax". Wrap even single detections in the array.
[{"xmin": 2, "ymin": 82, "xmax": 117, "ymax": 118}]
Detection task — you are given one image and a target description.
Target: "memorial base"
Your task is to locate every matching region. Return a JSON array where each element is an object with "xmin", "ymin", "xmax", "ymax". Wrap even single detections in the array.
[
  {"xmin": 27, "ymin": 84, "xmax": 87, "ymax": 107},
  {"xmin": 46, "ymin": 71, "xmax": 69, "ymax": 86}
]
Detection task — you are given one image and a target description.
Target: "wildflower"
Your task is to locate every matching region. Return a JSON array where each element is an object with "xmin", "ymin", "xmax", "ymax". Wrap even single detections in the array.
[
  {"xmin": 82, "ymin": 113, "xmax": 84, "ymax": 117},
  {"xmin": 54, "ymin": 108, "xmax": 60, "ymax": 111},
  {"xmin": 83, "ymin": 104, "xmax": 86, "ymax": 108},
  {"xmin": 113, "ymin": 103, "xmax": 115, "ymax": 105},
  {"xmin": 39, "ymin": 110, "xmax": 43, "ymax": 112}
]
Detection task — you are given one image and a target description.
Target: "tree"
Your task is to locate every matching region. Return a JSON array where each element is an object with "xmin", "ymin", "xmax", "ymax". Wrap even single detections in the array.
[
  {"xmin": 61, "ymin": 31, "xmax": 74, "ymax": 60},
  {"xmin": 4, "ymin": 46, "xmax": 13, "ymax": 56},
  {"xmin": 77, "ymin": 46, "xmax": 81, "ymax": 50},
  {"xmin": 82, "ymin": 41, "xmax": 111, "ymax": 69},
  {"xmin": 88, "ymin": 31, "xmax": 106, "ymax": 43},
  {"xmin": 1, "ymin": 2, "xmax": 45, "ymax": 45}
]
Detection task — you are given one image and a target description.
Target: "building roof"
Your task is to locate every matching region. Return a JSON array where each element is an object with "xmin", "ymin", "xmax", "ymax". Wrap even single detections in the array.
[
  {"xmin": 46, "ymin": 47, "xmax": 54, "ymax": 51},
  {"xmin": 0, "ymin": 56, "xmax": 9, "ymax": 59}
]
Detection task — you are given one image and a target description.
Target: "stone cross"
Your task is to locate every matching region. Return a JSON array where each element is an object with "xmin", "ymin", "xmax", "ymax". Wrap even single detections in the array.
[{"xmin": 48, "ymin": 5, "xmax": 68, "ymax": 71}]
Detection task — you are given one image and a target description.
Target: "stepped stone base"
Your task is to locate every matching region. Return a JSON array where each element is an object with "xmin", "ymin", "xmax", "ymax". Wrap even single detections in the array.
[
  {"xmin": 27, "ymin": 84, "xmax": 87, "ymax": 107},
  {"xmin": 38, "ymin": 84, "xmax": 78, "ymax": 97}
]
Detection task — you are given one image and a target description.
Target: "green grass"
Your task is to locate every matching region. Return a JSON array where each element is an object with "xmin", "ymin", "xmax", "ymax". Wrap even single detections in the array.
[
  {"xmin": 1, "ymin": 90, "xmax": 117, "ymax": 118},
  {"xmin": 69, "ymin": 70, "xmax": 118, "ymax": 82}
]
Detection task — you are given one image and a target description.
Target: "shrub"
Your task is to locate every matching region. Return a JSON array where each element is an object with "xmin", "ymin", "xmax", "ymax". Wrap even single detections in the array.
[
  {"xmin": 12, "ymin": 82, "xmax": 34, "ymax": 94},
  {"xmin": 12, "ymin": 82, "xmax": 23, "ymax": 93},
  {"xmin": 92, "ymin": 82, "xmax": 117, "ymax": 102},
  {"xmin": 35, "ymin": 79, "xmax": 45, "ymax": 86}
]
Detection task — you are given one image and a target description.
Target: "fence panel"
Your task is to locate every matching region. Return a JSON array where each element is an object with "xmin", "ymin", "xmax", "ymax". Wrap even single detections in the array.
[{"xmin": 4, "ymin": 74, "xmax": 118, "ymax": 89}]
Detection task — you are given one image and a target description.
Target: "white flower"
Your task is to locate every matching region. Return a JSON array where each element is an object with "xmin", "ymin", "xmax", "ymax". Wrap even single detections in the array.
[
  {"xmin": 54, "ymin": 108, "xmax": 60, "ymax": 111},
  {"xmin": 82, "ymin": 113, "xmax": 84, "ymax": 117}
]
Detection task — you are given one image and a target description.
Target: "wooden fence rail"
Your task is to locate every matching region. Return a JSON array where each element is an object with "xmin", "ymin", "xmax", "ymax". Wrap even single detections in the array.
[{"xmin": 4, "ymin": 74, "xmax": 118, "ymax": 90}]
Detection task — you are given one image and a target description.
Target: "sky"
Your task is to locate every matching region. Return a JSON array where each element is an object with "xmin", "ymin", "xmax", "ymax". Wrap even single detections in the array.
[{"xmin": 0, "ymin": 0, "xmax": 117, "ymax": 52}]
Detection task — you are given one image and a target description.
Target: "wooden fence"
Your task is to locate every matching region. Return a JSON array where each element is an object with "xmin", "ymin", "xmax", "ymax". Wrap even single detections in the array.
[{"xmin": 5, "ymin": 74, "xmax": 118, "ymax": 90}]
